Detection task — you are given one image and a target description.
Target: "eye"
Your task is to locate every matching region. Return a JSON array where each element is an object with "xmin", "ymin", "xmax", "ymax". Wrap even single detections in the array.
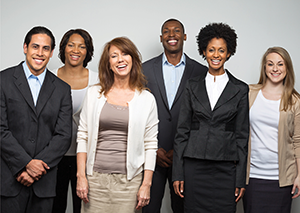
[
  {"xmin": 32, "ymin": 45, "xmax": 38, "ymax": 49},
  {"xmin": 163, "ymin": 30, "xmax": 169, "ymax": 34},
  {"xmin": 278, "ymin": 63, "xmax": 284, "ymax": 66},
  {"xmin": 80, "ymin": 46, "xmax": 86, "ymax": 49},
  {"xmin": 208, "ymin": 49, "xmax": 214, "ymax": 53},
  {"xmin": 43, "ymin": 46, "xmax": 50, "ymax": 51},
  {"xmin": 267, "ymin": 63, "xmax": 273, "ymax": 66},
  {"xmin": 67, "ymin": 44, "xmax": 73, "ymax": 47},
  {"xmin": 175, "ymin": 29, "xmax": 181, "ymax": 33}
]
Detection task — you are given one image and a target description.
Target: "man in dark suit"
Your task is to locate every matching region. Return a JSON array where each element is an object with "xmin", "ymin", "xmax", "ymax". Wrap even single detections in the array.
[
  {"xmin": 0, "ymin": 26, "xmax": 72, "ymax": 213},
  {"xmin": 142, "ymin": 18, "xmax": 207, "ymax": 213}
]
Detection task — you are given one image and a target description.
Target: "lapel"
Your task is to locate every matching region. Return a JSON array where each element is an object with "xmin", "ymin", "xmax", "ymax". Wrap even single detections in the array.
[
  {"xmin": 191, "ymin": 74, "xmax": 212, "ymax": 116},
  {"xmin": 13, "ymin": 63, "xmax": 36, "ymax": 115},
  {"xmin": 213, "ymin": 71, "xmax": 240, "ymax": 111},
  {"xmin": 153, "ymin": 54, "xmax": 170, "ymax": 110},
  {"xmin": 36, "ymin": 71, "xmax": 55, "ymax": 117},
  {"xmin": 172, "ymin": 54, "xmax": 193, "ymax": 108}
]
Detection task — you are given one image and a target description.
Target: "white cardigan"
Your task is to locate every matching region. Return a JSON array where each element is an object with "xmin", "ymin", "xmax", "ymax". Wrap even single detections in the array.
[{"xmin": 77, "ymin": 85, "xmax": 158, "ymax": 180}]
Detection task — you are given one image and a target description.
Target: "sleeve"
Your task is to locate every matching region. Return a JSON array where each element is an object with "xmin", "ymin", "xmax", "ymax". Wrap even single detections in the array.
[
  {"xmin": 172, "ymin": 81, "xmax": 193, "ymax": 182},
  {"xmin": 235, "ymin": 85, "xmax": 250, "ymax": 188},
  {"xmin": 293, "ymin": 98, "xmax": 300, "ymax": 158},
  {"xmin": 76, "ymin": 87, "xmax": 91, "ymax": 153},
  {"xmin": 143, "ymin": 95, "xmax": 159, "ymax": 171},
  {"xmin": 0, "ymin": 81, "xmax": 32, "ymax": 176}
]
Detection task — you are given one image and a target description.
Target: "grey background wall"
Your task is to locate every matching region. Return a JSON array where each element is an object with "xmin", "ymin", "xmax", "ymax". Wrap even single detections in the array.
[{"xmin": 1, "ymin": 0, "xmax": 299, "ymax": 212}]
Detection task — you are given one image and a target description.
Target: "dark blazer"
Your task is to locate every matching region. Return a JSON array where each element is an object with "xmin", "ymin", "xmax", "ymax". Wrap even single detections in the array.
[
  {"xmin": 0, "ymin": 62, "xmax": 72, "ymax": 197},
  {"xmin": 172, "ymin": 70, "xmax": 249, "ymax": 188},
  {"xmin": 143, "ymin": 54, "xmax": 207, "ymax": 152}
]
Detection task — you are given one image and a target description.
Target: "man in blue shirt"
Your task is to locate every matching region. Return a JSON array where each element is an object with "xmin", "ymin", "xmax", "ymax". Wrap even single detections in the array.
[
  {"xmin": 0, "ymin": 26, "xmax": 72, "ymax": 213},
  {"xmin": 142, "ymin": 18, "xmax": 207, "ymax": 213}
]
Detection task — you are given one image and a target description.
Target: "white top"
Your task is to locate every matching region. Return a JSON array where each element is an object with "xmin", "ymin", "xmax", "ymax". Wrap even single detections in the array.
[
  {"xmin": 76, "ymin": 85, "xmax": 158, "ymax": 180},
  {"xmin": 249, "ymin": 90, "xmax": 280, "ymax": 180},
  {"xmin": 205, "ymin": 71, "xmax": 229, "ymax": 110},
  {"xmin": 52, "ymin": 69, "xmax": 99, "ymax": 155}
]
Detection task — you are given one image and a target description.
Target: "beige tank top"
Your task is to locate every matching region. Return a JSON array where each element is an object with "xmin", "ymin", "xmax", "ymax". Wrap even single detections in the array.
[{"xmin": 93, "ymin": 102, "xmax": 129, "ymax": 174}]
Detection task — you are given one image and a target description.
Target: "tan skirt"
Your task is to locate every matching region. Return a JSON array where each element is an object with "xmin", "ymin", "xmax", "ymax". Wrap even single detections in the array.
[{"xmin": 81, "ymin": 171, "xmax": 142, "ymax": 213}]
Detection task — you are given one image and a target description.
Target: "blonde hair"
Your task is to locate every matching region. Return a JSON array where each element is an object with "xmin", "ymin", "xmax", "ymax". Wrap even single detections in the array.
[
  {"xmin": 98, "ymin": 37, "xmax": 147, "ymax": 95},
  {"xmin": 258, "ymin": 47, "xmax": 300, "ymax": 111}
]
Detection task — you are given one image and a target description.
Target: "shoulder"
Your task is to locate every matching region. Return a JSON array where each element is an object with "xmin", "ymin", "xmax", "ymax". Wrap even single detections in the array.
[
  {"xmin": 142, "ymin": 54, "xmax": 162, "ymax": 67},
  {"xmin": 137, "ymin": 89, "xmax": 156, "ymax": 102},
  {"xmin": 46, "ymin": 70, "xmax": 70, "ymax": 89},
  {"xmin": 0, "ymin": 62, "xmax": 23, "ymax": 77},
  {"xmin": 185, "ymin": 54, "xmax": 206, "ymax": 69},
  {"xmin": 88, "ymin": 69, "xmax": 99, "ymax": 85},
  {"xmin": 227, "ymin": 70, "xmax": 249, "ymax": 91},
  {"xmin": 50, "ymin": 68, "xmax": 59, "ymax": 76},
  {"xmin": 249, "ymin": 84, "xmax": 262, "ymax": 92}
]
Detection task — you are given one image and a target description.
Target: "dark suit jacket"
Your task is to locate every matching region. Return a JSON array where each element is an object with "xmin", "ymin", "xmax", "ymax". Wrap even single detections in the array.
[
  {"xmin": 0, "ymin": 62, "xmax": 72, "ymax": 197},
  {"xmin": 172, "ymin": 70, "xmax": 249, "ymax": 188},
  {"xmin": 143, "ymin": 53, "xmax": 207, "ymax": 152}
]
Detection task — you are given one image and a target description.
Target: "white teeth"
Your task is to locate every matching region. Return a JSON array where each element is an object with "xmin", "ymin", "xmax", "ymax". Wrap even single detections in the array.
[
  {"xmin": 118, "ymin": 65, "xmax": 126, "ymax": 68},
  {"xmin": 168, "ymin": 40, "xmax": 177, "ymax": 43},
  {"xmin": 71, "ymin": 55, "xmax": 79, "ymax": 58},
  {"xmin": 272, "ymin": 73, "xmax": 280, "ymax": 76},
  {"xmin": 34, "ymin": 59, "xmax": 43, "ymax": 63}
]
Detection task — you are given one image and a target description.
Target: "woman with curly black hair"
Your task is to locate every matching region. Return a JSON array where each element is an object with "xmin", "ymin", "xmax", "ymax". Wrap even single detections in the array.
[{"xmin": 173, "ymin": 23, "xmax": 249, "ymax": 212}]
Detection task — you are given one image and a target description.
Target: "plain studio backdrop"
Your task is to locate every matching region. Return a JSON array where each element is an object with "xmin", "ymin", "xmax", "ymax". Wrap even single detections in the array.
[{"xmin": 1, "ymin": 0, "xmax": 299, "ymax": 212}]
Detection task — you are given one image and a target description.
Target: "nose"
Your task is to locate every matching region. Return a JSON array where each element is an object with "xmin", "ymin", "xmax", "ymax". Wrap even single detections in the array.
[
  {"xmin": 273, "ymin": 65, "xmax": 278, "ymax": 72},
  {"xmin": 213, "ymin": 51, "xmax": 219, "ymax": 58},
  {"xmin": 37, "ymin": 47, "xmax": 43, "ymax": 56},
  {"xmin": 118, "ymin": 55, "xmax": 124, "ymax": 62},
  {"xmin": 73, "ymin": 46, "xmax": 79, "ymax": 53},
  {"xmin": 169, "ymin": 29, "xmax": 175, "ymax": 37}
]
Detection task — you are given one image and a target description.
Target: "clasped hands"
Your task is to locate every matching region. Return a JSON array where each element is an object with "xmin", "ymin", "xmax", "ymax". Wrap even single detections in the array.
[{"xmin": 16, "ymin": 159, "xmax": 49, "ymax": 187}]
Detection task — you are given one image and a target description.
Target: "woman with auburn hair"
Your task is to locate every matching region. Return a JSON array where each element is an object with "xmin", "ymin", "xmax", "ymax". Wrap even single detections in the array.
[
  {"xmin": 52, "ymin": 28, "xmax": 98, "ymax": 213},
  {"xmin": 243, "ymin": 47, "xmax": 300, "ymax": 213},
  {"xmin": 76, "ymin": 37, "xmax": 158, "ymax": 213}
]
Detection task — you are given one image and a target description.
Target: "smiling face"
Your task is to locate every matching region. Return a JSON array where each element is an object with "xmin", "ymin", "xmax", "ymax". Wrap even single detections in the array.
[
  {"xmin": 24, "ymin": 33, "xmax": 53, "ymax": 76},
  {"xmin": 109, "ymin": 45, "xmax": 132, "ymax": 80},
  {"xmin": 203, "ymin": 37, "xmax": 230, "ymax": 75},
  {"xmin": 265, "ymin": 52, "xmax": 287, "ymax": 85},
  {"xmin": 160, "ymin": 20, "xmax": 186, "ymax": 55},
  {"xmin": 64, "ymin": 33, "xmax": 87, "ymax": 67}
]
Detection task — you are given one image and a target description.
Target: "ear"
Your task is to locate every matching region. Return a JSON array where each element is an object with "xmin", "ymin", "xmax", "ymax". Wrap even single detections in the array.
[
  {"xmin": 227, "ymin": 53, "xmax": 231, "ymax": 59},
  {"xmin": 160, "ymin": 35, "xmax": 162, "ymax": 43},
  {"xmin": 184, "ymin": 34, "xmax": 187, "ymax": 41},
  {"xmin": 203, "ymin": 50, "xmax": 206, "ymax": 57},
  {"xmin": 50, "ymin": 49, "xmax": 54, "ymax": 58},
  {"xmin": 24, "ymin": 43, "xmax": 28, "ymax": 54}
]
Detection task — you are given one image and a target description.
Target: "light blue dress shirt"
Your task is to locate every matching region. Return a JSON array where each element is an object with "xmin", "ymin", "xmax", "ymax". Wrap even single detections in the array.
[
  {"xmin": 22, "ymin": 61, "xmax": 46, "ymax": 106},
  {"xmin": 162, "ymin": 53, "xmax": 186, "ymax": 109}
]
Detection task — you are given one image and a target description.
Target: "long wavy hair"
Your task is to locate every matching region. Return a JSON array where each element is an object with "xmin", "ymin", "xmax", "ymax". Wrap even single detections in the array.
[
  {"xmin": 98, "ymin": 37, "xmax": 147, "ymax": 95},
  {"xmin": 258, "ymin": 46, "xmax": 300, "ymax": 111}
]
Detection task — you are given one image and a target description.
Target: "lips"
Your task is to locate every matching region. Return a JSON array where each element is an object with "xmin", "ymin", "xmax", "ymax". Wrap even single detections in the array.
[
  {"xmin": 34, "ymin": 58, "xmax": 44, "ymax": 64},
  {"xmin": 70, "ymin": 55, "xmax": 80, "ymax": 60},
  {"xmin": 117, "ymin": 64, "xmax": 127, "ymax": 70},
  {"xmin": 168, "ymin": 39, "xmax": 178, "ymax": 45},
  {"xmin": 271, "ymin": 73, "xmax": 280, "ymax": 77},
  {"xmin": 211, "ymin": 59, "xmax": 221, "ymax": 65}
]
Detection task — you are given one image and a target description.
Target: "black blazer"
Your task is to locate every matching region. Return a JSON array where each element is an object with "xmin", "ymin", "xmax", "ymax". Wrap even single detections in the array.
[
  {"xmin": 0, "ymin": 62, "xmax": 72, "ymax": 197},
  {"xmin": 172, "ymin": 70, "xmax": 249, "ymax": 188},
  {"xmin": 143, "ymin": 54, "xmax": 207, "ymax": 152}
]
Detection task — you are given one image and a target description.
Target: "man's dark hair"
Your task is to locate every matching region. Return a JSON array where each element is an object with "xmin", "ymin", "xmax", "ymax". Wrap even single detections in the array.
[{"xmin": 24, "ymin": 26, "xmax": 55, "ymax": 50}]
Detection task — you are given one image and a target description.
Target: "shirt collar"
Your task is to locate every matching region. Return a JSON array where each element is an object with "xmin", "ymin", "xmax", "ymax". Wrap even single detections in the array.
[
  {"xmin": 206, "ymin": 70, "xmax": 228, "ymax": 83},
  {"xmin": 162, "ymin": 53, "xmax": 186, "ymax": 67},
  {"xmin": 22, "ymin": 61, "xmax": 47, "ymax": 84}
]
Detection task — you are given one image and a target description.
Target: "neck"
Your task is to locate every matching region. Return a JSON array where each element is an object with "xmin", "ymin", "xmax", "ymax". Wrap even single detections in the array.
[
  {"xmin": 263, "ymin": 79, "xmax": 284, "ymax": 94},
  {"xmin": 165, "ymin": 51, "xmax": 183, "ymax": 66},
  {"xmin": 112, "ymin": 76, "xmax": 132, "ymax": 90},
  {"xmin": 61, "ymin": 64, "xmax": 87, "ymax": 76},
  {"xmin": 208, "ymin": 68, "xmax": 225, "ymax": 76}
]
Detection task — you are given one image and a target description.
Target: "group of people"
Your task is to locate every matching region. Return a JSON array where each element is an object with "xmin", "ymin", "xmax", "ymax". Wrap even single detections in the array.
[{"xmin": 0, "ymin": 18, "xmax": 299, "ymax": 213}]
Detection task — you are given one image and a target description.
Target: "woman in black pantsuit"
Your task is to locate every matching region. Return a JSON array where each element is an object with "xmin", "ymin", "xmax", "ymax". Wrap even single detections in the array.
[{"xmin": 173, "ymin": 23, "xmax": 249, "ymax": 213}]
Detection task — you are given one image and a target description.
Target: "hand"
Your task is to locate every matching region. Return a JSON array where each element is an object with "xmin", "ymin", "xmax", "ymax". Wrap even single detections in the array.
[
  {"xmin": 26, "ymin": 159, "xmax": 49, "ymax": 180},
  {"xmin": 156, "ymin": 148, "xmax": 172, "ymax": 168},
  {"xmin": 235, "ymin": 187, "xmax": 245, "ymax": 202},
  {"xmin": 165, "ymin": 149, "xmax": 174, "ymax": 164},
  {"xmin": 77, "ymin": 175, "xmax": 89, "ymax": 204},
  {"xmin": 136, "ymin": 184, "xmax": 151, "ymax": 210},
  {"xmin": 292, "ymin": 175, "xmax": 300, "ymax": 199},
  {"xmin": 16, "ymin": 171, "xmax": 35, "ymax": 187},
  {"xmin": 173, "ymin": 180, "xmax": 184, "ymax": 198}
]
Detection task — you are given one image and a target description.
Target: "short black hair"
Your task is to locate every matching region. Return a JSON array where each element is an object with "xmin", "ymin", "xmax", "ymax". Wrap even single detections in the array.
[
  {"xmin": 197, "ymin": 23, "xmax": 237, "ymax": 61},
  {"xmin": 24, "ymin": 26, "xmax": 55, "ymax": 50},
  {"xmin": 58, "ymin": 29, "xmax": 94, "ymax": 68},
  {"xmin": 161, "ymin": 18, "xmax": 185, "ymax": 34}
]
